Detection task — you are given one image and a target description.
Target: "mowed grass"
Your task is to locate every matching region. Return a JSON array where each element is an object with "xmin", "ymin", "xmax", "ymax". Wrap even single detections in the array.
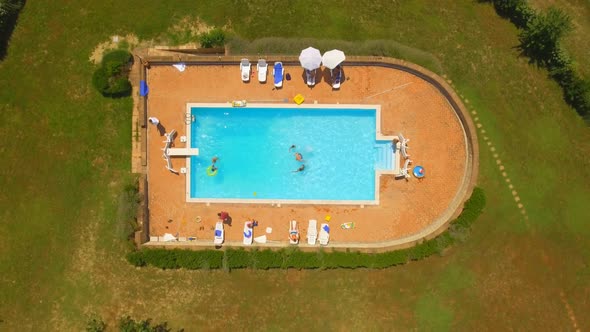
[{"xmin": 0, "ymin": 0, "xmax": 589, "ymax": 330}]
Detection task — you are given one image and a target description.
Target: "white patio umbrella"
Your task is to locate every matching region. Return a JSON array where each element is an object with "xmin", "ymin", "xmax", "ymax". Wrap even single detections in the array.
[
  {"xmin": 298, "ymin": 47, "xmax": 322, "ymax": 70},
  {"xmin": 322, "ymin": 49, "xmax": 346, "ymax": 69}
]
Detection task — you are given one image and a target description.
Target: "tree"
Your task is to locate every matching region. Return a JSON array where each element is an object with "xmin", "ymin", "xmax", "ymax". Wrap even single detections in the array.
[{"xmin": 518, "ymin": 7, "xmax": 572, "ymax": 65}]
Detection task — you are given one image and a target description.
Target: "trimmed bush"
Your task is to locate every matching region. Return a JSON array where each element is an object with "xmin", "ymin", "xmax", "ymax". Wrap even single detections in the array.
[
  {"xmin": 127, "ymin": 187, "xmax": 486, "ymax": 270},
  {"xmin": 92, "ymin": 50, "xmax": 133, "ymax": 97},
  {"xmin": 199, "ymin": 28, "xmax": 226, "ymax": 48}
]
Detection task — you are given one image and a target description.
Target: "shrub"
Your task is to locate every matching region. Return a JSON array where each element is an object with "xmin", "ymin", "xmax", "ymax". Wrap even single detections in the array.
[
  {"xmin": 519, "ymin": 7, "xmax": 572, "ymax": 65},
  {"xmin": 251, "ymin": 249, "xmax": 283, "ymax": 269},
  {"xmin": 490, "ymin": 0, "xmax": 535, "ymax": 28},
  {"xmin": 199, "ymin": 28, "xmax": 226, "ymax": 48},
  {"xmin": 92, "ymin": 50, "xmax": 133, "ymax": 97},
  {"xmin": 119, "ymin": 316, "xmax": 177, "ymax": 332},
  {"xmin": 86, "ymin": 317, "xmax": 107, "ymax": 332}
]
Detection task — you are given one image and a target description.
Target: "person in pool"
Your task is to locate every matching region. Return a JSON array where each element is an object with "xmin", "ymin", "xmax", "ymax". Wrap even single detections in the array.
[
  {"xmin": 292, "ymin": 164, "xmax": 305, "ymax": 173},
  {"xmin": 211, "ymin": 164, "xmax": 218, "ymax": 172},
  {"xmin": 295, "ymin": 152, "xmax": 303, "ymax": 161},
  {"xmin": 289, "ymin": 144, "xmax": 296, "ymax": 151}
]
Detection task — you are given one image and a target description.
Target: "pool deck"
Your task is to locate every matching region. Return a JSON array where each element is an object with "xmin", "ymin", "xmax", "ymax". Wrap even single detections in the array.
[{"xmin": 140, "ymin": 56, "xmax": 475, "ymax": 250}]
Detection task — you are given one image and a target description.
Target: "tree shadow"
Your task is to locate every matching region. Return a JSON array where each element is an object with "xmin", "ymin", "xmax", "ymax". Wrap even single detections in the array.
[{"xmin": 0, "ymin": 1, "xmax": 27, "ymax": 61}]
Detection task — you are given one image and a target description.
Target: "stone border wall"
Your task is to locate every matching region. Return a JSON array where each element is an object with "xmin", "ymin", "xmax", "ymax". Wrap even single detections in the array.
[{"xmin": 133, "ymin": 53, "xmax": 478, "ymax": 252}]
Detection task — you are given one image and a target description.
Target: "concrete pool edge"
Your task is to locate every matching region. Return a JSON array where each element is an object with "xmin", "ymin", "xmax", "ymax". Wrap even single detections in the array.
[
  {"xmin": 184, "ymin": 103, "xmax": 394, "ymax": 205},
  {"xmin": 135, "ymin": 54, "xmax": 479, "ymax": 252}
]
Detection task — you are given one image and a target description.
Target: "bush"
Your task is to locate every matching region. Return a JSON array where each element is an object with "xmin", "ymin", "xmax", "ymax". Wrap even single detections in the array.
[
  {"xmin": 127, "ymin": 188, "xmax": 486, "ymax": 270},
  {"xmin": 86, "ymin": 317, "xmax": 107, "ymax": 332},
  {"xmin": 101, "ymin": 49, "xmax": 133, "ymax": 67},
  {"xmin": 92, "ymin": 50, "xmax": 133, "ymax": 97},
  {"xmin": 518, "ymin": 7, "xmax": 572, "ymax": 65},
  {"xmin": 490, "ymin": 0, "xmax": 535, "ymax": 28},
  {"xmin": 119, "ymin": 316, "xmax": 178, "ymax": 332},
  {"xmin": 485, "ymin": 0, "xmax": 590, "ymax": 119},
  {"xmin": 199, "ymin": 28, "xmax": 226, "ymax": 48}
]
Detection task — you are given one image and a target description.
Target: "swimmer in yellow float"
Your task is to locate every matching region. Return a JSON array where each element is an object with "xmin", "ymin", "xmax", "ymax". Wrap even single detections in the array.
[{"xmin": 206, "ymin": 164, "xmax": 218, "ymax": 176}]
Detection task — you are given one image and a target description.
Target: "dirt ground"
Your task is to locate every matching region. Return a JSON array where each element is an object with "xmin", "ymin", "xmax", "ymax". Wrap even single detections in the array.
[{"xmin": 145, "ymin": 64, "xmax": 467, "ymax": 245}]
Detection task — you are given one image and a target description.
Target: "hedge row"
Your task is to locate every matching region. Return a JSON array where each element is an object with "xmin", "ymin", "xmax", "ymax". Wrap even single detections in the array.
[
  {"xmin": 127, "ymin": 187, "xmax": 485, "ymax": 270},
  {"xmin": 485, "ymin": 0, "xmax": 590, "ymax": 118}
]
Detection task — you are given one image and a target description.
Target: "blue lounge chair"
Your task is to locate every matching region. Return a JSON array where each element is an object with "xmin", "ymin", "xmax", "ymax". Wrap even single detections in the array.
[
  {"xmin": 331, "ymin": 66, "xmax": 342, "ymax": 89},
  {"xmin": 273, "ymin": 62, "xmax": 284, "ymax": 88}
]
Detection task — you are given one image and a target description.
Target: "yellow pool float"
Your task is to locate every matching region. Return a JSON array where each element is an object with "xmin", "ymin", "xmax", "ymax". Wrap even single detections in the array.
[{"xmin": 206, "ymin": 166, "xmax": 218, "ymax": 176}]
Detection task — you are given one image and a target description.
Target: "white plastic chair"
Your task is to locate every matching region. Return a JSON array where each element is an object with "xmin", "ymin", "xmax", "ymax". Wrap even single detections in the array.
[
  {"xmin": 307, "ymin": 219, "xmax": 318, "ymax": 245},
  {"xmin": 257, "ymin": 59, "xmax": 268, "ymax": 83},
  {"xmin": 240, "ymin": 59, "xmax": 251, "ymax": 82}
]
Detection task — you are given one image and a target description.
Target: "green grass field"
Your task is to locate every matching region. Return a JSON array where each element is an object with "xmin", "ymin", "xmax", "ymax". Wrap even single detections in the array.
[{"xmin": 0, "ymin": 1, "xmax": 589, "ymax": 330}]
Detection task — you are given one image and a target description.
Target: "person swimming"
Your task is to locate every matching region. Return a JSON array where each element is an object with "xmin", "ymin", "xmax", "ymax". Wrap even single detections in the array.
[
  {"xmin": 289, "ymin": 144, "xmax": 296, "ymax": 151},
  {"xmin": 292, "ymin": 164, "xmax": 305, "ymax": 173},
  {"xmin": 295, "ymin": 152, "xmax": 303, "ymax": 161}
]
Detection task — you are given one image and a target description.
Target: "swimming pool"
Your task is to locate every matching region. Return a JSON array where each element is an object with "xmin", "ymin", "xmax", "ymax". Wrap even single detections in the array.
[{"xmin": 186, "ymin": 103, "xmax": 395, "ymax": 204}]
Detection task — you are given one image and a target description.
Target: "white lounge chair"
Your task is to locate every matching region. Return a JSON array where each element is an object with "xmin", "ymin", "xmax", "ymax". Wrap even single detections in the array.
[
  {"xmin": 289, "ymin": 220, "xmax": 299, "ymax": 244},
  {"xmin": 307, "ymin": 219, "xmax": 318, "ymax": 245},
  {"xmin": 163, "ymin": 129, "xmax": 177, "ymax": 144},
  {"xmin": 214, "ymin": 221, "xmax": 224, "ymax": 245},
  {"xmin": 305, "ymin": 69, "xmax": 316, "ymax": 87},
  {"xmin": 273, "ymin": 62, "xmax": 284, "ymax": 88},
  {"xmin": 398, "ymin": 159, "xmax": 412, "ymax": 180},
  {"xmin": 257, "ymin": 59, "xmax": 268, "ymax": 83},
  {"xmin": 319, "ymin": 223, "xmax": 330, "ymax": 246},
  {"xmin": 243, "ymin": 221, "xmax": 253, "ymax": 245},
  {"xmin": 240, "ymin": 58, "xmax": 251, "ymax": 82},
  {"xmin": 398, "ymin": 133, "xmax": 410, "ymax": 159}
]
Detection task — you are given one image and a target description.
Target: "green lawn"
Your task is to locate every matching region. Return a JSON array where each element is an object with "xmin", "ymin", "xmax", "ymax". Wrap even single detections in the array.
[{"xmin": 0, "ymin": 1, "xmax": 589, "ymax": 330}]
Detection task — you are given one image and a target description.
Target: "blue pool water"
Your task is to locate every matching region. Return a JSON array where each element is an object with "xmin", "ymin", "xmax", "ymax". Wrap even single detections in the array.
[{"xmin": 190, "ymin": 106, "xmax": 392, "ymax": 201}]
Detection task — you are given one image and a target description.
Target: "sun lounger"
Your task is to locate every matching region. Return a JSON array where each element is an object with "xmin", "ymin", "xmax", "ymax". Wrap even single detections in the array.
[
  {"xmin": 331, "ymin": 66, "xmax": 342, "ymax": 89},
  {"xmin": 305, "ymin": 69, "xmax": 316, "ymax": 87},
  {"xmin": 398, "ymin": 133, "xmax": 410, "ymax": 159},
  {"xmin": 257, "ymin": 59, "xmax": 268, "ymax": 83},
  {"xmin": 163, "ymin": 130, "xmax": 177, "ymax": 144},
  {"xmin": 289, "ymin": 220, "xmax": 300, "ymax": 244},
  {"xmin": 240, "ymin": 58, "xmax": 251, "ymax": 82},
  {"xmin": 243, "ymin": 221, "xmax": 253, "ymax": 245},
  {"xmin": 319, "ymin": 223, "xmax": 330, "ymax": 246},
  {"xmin": 397, "ymin": 159, "xmax": 412, "ymax": 179},
  {"xmin": 273, "ymin": 62, "xmax": 284, "ymax": 88},
  {"xmin": 307, "ymin": 219, "xmax": 318, "ymax": 245},
  {"xmin": 214, "ymin": 221, "xmax": 224, "ymax": 245}
]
